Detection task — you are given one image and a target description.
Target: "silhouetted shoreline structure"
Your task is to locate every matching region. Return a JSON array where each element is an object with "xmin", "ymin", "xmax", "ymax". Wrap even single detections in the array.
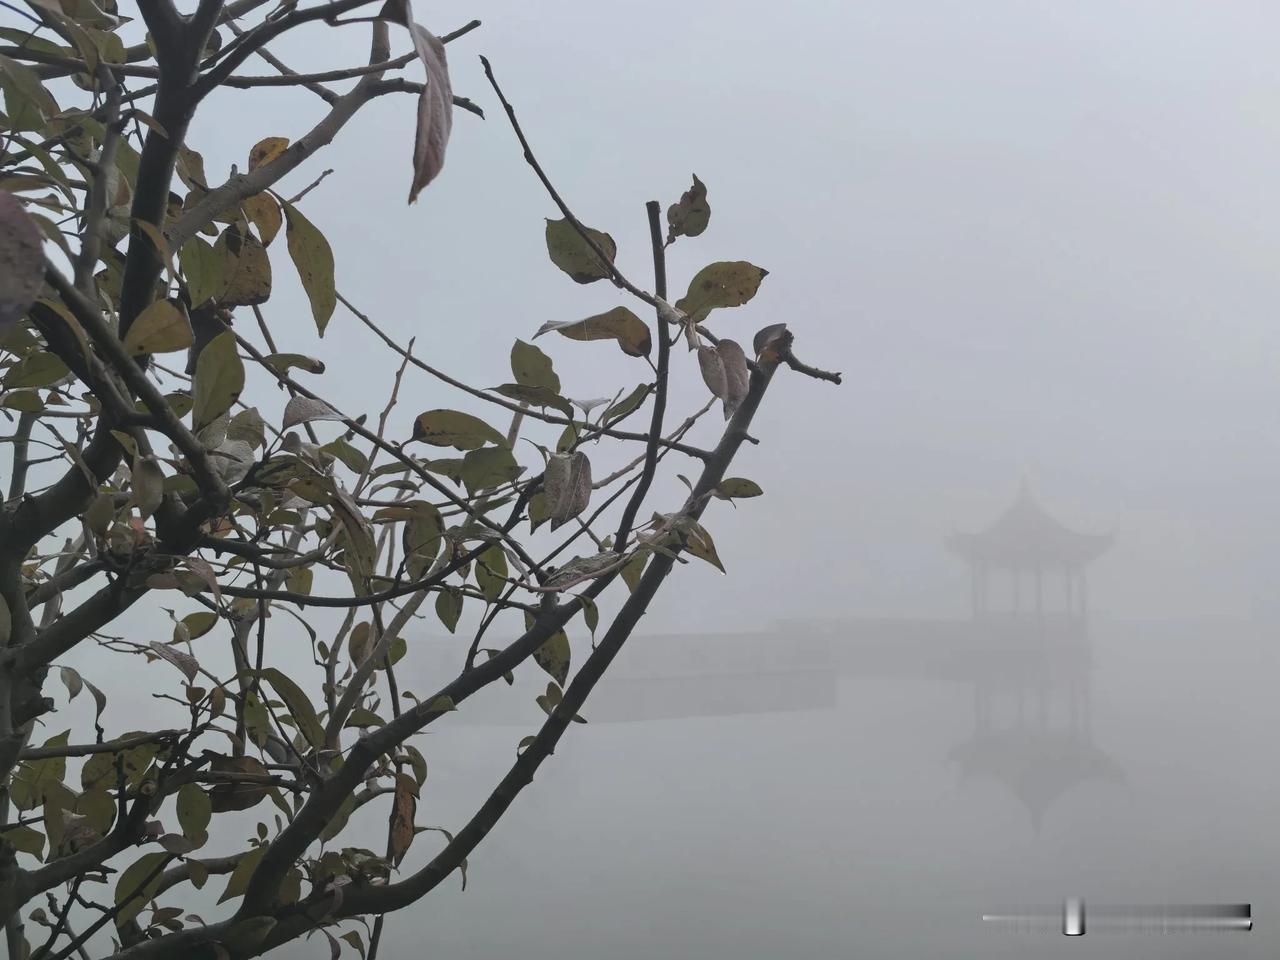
[{"xmin": 948, "ymin": 482, "xmax": 1112, "ymax": 620}]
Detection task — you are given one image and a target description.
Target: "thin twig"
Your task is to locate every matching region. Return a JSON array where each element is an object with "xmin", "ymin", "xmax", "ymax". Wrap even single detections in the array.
[{"xmin": 479, "ymin": 56, "xmax": 660, "ymax": 312}]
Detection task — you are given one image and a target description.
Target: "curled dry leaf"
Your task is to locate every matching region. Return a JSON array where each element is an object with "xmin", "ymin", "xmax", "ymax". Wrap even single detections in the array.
[
  {"xmin": 380, "ymin": 0, "xmax": 453, "ymax": 202},
  {"xmin": 0, "ymin": 190, "xmax": 44, "ymax": 333},
  {"xmin": 542, "ymin": 551, "xmax": 625, "ymax": 591},
  {"xmin": 148, "ymin": 641, "xmax": 200, "ymax": 682},
  {"xmin": 666, "ymin": 173, "xmax": 710, "ymax": 243},
  {"xmin": 752, "ymin": 322, "xmax": 792, "ymax": 363},
  {"xmin": 544, "ymin": 451, "xmax": 591, "ymax": 530},
  {"xmin": 389, "ymin": 773, "xmax": 418, "ymax": 866},
  {"xmin": 716, "ymin": 338, "xmax": 750, "ymax": 419}
]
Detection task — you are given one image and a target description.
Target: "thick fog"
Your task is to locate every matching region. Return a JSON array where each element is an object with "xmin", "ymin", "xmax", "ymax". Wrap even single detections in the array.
[{"xmin": 17, "ymin": 0, "xmax": 1280, "ymax": 956}]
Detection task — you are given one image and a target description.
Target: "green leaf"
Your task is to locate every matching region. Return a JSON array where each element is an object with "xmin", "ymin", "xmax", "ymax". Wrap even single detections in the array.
[
  {"xmin": 580, "ymin": 595, "xmax": 599, "ymax": 640},
  {"xmin": 460, "ymin": 445, "xmax": 522, "ymax": 495},
  {"xmin": 666, "ymin": 173, "xmax": 710, "ymax": 242},
  {"xmin": 319, "ymin": 794, "xmax": 355, "ymax": 843},
  {"xmin": 621, "ymin": 552, "xmax": 647, "ymax": 593},
  {"xmin": 544, "ymin": 217, "xmax": 616, "ymax": 284},
  {"xmin": 115, "ymin": 851, "xmax": 169, "ymax": 927},
  {"xmin": 176, "ymin": 782, "xmax": 211, "ymax": 845},
  {"xmin": 282, "ymin": 201, "xmax": 336, "ymax": 335},
  {"xmin": 242, "ymin": 192, "xmax": 282, "ymax": 247},
  {"xmin": 510, "ymin": 339, "xmax": 560, "ymax": 392},
  {"xmin": 411, "ymin": 409, "xmax": 507, "ymax": 450},
  {"xmin": 403, "ymin": 502, "xmax": 443, "ymax": 579},
  {"xmin": 675, "ymin": 261, "xmax": 768, "ymax": 323},
  {"xmin": 262, "ymin": 352, "xmax": 324, "ymax": 376},
  {"xmin": 17, "ymin": 731, "xmax": 69, "ymax": 808},
  {"xmin": 3, "ymin": 350, "xmax": 68, "ymax": 389},
  {"xmin": 685, "ymin": 521, "xmax": 725, "ymax": 572},
  {"xmin": 192, "ymin": 330, "xmax": 244, "ymax": 431},
  {"xmin": 209, "ymin": 755, "xmax": 269, "ymax": 812},
  {"xmin": 214, "ymin": 225, "xmax": 271, "ymax": 307},
  {"xmin": 218, "ymin": 846, "xmax": 265, "ymax": 903},
  {"xmin": 4, "ymin": 824, "xmax": 43, "ymax": 858},
  {"xmin": 182, "ymin": 611, "xmax": 219, "ymax": 639},
  {"xmin": 260, "ymin": 667, "xmax": 324, "ymax": 748},
  {"xmin": 76, "ymin": 786, "xmax": 114, "ymax": 835},
  {"xmin": 603, "ymin": 384, "xmax": 650, "ymax": 424},
  {"xmin": 535, "ymin": 306, "xmax": 651, "ymax": 358},
  {"xmin": 717, "ymin": 477, "xmax": 763, "ymax": 499},
  {"xmin": 248, "ymin": 136, "xmax": 290, "ymax": 171},
  {"xmin": 123, "ymin": 299, "xmax": 193, "ymax": 356},
  {"xmin": 179, "ymin": 235, "xmax": 223, "ymax": 308},
  {"xmin": 0, "ymin": 53, "xmax": 59, "ymax": 130},
  {"xmin": 533, "ymin": 628, "xmax": 570, "ymax": 686},
  {"xmin": 223, "ymin": 917, "xmax": 278, "ymax": 954},
  {"xmin": 491, "ymin": 383, "xmax": 573, "ymax": 417},
  {"xmin": 435, "ymin": 587, "xmax": 462, "ymax": 633},
  {"xmin": 132, "ymin": 454, "xmax": 165, "ymax": 519},
  {"xmin": 475, "ymin": 544, "xmax": 507, "ymax": 604}
]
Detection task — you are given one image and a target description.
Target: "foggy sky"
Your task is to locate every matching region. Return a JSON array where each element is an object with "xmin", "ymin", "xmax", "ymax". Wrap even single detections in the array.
[{"xmin": 176, "ymin": 0, "xmax": 1280, "ymax": 630}]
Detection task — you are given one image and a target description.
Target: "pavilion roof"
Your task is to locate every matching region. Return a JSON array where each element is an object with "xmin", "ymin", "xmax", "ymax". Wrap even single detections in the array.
[
  {"xmin": 950, "ymin": 728, "xmax": 1124, "ymax": 829},
  {"xmin": 947, "ymin": 483, "xmax": 1112, "ymax": 567}
]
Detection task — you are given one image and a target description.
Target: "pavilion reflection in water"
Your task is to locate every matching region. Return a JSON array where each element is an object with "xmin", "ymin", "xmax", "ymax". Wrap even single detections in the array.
[
  {"xmin": 445, "ymin": 484, "xmax": 1125, "ymax": 827},
  {"xmin": 944, "ymin": 484, "xmax": 1123, "ymax": 830}
]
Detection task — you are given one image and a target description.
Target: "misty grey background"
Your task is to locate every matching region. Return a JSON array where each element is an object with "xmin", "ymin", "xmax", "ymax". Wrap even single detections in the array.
[{"xmin": 22, "ymin": 0, "xmax": 1280, "ymax": 955}]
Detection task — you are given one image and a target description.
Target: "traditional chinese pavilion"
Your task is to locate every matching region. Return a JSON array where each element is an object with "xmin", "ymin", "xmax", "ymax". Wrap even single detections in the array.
[{"xmin": 948, "ymin": 483, "xmax": 1112, "ymax": 619}]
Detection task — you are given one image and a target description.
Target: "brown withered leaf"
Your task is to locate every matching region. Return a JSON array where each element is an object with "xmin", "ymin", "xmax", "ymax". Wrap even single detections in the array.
[
  {"xmin": 544, "ymin": 451, "xmax": 591, "ymax": 530},
  {"xmin": 389, "ymin": 773, "xmax": 418, "ymax": 865},
  {"xmin": 752, "ymin": 323, "xmax": 792, "ymax": 363},
  {"xmin": 716, "ymin": 338, "xmax": 749, "ymax": 419},
  {"xmin": 697, "ymin": 344, "xmax": 727, "ymax": 405},
  {"xmin": 535, "ymin": 306, "xmax": 651, "ymax": 357},
  {"xmin": 380, "ymin": 0, "xmax": 453, "ymax": 202},
  {"xmin": 0, "ymin": 190, "xmax": 44, "ymax": 333}
]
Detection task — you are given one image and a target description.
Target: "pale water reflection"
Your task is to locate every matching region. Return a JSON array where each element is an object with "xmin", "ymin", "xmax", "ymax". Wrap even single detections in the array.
[
  {"xmin": 328, "ymin": 610, "xmax": 1276, "ymax": 960},
  {"xmin": 239, "ymin": 487, "xmax": 1280, "ymax": 957}
]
